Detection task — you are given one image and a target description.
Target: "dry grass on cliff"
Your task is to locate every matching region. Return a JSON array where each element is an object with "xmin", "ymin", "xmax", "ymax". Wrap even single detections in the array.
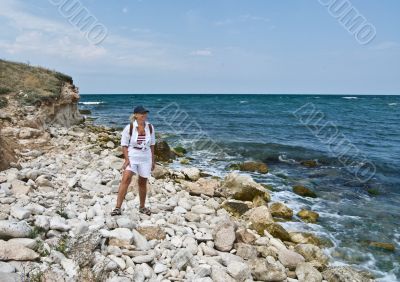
[{"xmin": 0, "ymin": 59, "xmax": 73, "ymax": 106}]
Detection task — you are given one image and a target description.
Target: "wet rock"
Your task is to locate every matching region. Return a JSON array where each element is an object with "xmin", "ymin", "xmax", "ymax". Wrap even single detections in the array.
[
  {"xmin": 297, "ymin": 209, "xmax": 319, "ymax": 223},
  {"xmin": 293, "ymin": 185, "xmax": 317, "ymax": 198},
  {"xmin": 229, "ymin": 161, "xmax": 269, "ymax": 174},
  {"xmin": 300, "ymin": 160, "xmax": 318, "ymax": 168},
  {"xmin": 270, "ymin": 202, "xmax": 293, "ymax": 219},
  {"xmin": 264, "ymin": 223, "xmax": 291, "ymax": 242}
]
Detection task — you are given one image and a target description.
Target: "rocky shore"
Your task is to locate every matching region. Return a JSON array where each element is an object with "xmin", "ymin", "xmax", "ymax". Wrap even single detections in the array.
[
  {"xmin": 0, "ymin": 120, "xmax": 376, "ymax": 281},
  {"xmin": 0, "ymin": 60, "xmax": 376, "ymax": 281}
]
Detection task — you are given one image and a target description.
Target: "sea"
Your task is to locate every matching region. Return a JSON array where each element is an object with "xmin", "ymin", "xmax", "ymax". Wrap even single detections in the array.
[{"xmin": 79, "ymin": 94, "xmax": 400, "ymax": 281}]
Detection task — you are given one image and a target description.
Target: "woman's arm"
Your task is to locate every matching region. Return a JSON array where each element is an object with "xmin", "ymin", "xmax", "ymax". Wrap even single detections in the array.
[{"xmin": 150, "ymin": 124, "xmax": 156, "ymax": 170}]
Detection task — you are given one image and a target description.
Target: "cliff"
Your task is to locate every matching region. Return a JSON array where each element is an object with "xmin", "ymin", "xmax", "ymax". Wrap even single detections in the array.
[{"xmin": 0, "ymin": 59, "xmax": 84, "ymax": 171}]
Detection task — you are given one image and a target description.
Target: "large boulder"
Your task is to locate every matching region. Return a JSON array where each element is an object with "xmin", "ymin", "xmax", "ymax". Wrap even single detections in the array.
[
  {"xmin": 0, "ymin": 220, "xmax": 32, "ymax": 239},
  {"xmin": 246, "ymin": 206, "xmax": 273, "ymax": 235},
  {"xmin": 219, "ymin": 172, "xmax": 271, "ymax": 203},
  {"xmin": 0, "ymin": 240, "xmax": 39, "ymax": 261},
  {"xmin": 264, "ymin": 223, "xmax": 291, "ymax": 242},
  {"xmin": 270, "ymin": 202, "xmax": 293, "ymax": 219},
  {"xmin": 154, "ymin": 140, "xmax": 175, "ymax": 162}
]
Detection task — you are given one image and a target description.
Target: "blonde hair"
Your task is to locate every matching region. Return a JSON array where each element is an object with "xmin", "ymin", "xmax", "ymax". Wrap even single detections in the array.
[{"xmin": 130, "ymin": 113, "xmax": 138, "ymax": 122}]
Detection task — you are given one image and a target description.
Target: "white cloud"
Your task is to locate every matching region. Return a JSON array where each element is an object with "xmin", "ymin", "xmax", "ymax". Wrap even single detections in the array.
[
  {"xmin": 0, "ymin": 0, "xmax": 187, "ymax": 71},
  {"xmin": 190, "ymin": 49, "xmax": 213, "ymax": 56}
]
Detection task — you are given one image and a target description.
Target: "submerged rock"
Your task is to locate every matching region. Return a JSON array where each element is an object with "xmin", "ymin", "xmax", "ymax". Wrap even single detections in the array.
[
  {"xmin": 297, "ymin": 209, "xmax": 319, "ymax": 223},
  {"xmin": 229, "ymin": 161, "xmax": 269, "ymax": 174},
  {"xmin": 293, "ymin": 185, "xmax": 317, "ymax": 198},
  {"xmin": 368, "ymin": 241, "xmax": 395, "ymax": 252}
]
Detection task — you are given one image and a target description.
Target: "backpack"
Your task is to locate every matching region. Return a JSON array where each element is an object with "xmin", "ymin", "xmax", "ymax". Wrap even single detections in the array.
[{"xmin": 129, "ymin": 121, "xmax": 153, "ymax": 140}]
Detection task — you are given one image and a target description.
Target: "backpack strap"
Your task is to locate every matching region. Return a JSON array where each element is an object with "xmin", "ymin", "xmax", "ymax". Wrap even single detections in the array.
[{"xmin": 129, "ymin": 122, "xmax": 133, "ymax": 136}]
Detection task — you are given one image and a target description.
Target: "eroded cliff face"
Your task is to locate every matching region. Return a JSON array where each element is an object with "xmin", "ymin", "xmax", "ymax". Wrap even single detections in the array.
[{"xmin": 0, "ymin": 82, "xmax": 84, "ymax": 171}]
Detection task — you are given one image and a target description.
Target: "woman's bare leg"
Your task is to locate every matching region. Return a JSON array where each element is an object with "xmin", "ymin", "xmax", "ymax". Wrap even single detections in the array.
[
  {"xmin": 138, "ymin": 176, "xmax": 148, "ymax": 208},
  {"xmin": 116, "ymin": 170, "xmax": 134, "ymax": 208}
]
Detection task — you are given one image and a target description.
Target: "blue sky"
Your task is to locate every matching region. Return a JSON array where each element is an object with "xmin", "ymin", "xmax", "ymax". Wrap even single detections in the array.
[{"xmin": 0, "ymin": 0, "xmax": 399, "ymax": 94}]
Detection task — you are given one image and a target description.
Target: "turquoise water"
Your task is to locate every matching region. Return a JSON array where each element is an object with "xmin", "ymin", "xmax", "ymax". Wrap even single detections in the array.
[{"xmin": 79, "ymin": 94, "xmax": 400, "ymax": 281}]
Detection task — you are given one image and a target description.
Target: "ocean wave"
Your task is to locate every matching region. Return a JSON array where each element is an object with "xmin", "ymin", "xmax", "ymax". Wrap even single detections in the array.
[
  {"xmin": 388, "ymin": 103, "xmax": 397, "ymax": 106},
  {"xmin": 342, "ymin": 97, "xmax": 358, "ymax": 99},
  {"xmin": 79, "ymin": 101, "xmax": 105, "ymax": 105},
  {"xmin": 240, "ymin": 100, "xmax": 248, "ymax": 103}
]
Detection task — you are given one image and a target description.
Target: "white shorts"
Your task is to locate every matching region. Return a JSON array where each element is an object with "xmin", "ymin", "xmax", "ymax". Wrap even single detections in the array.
[{"xmin": 125, "ymin": 161, "xmax": 151, "ymax": 178}]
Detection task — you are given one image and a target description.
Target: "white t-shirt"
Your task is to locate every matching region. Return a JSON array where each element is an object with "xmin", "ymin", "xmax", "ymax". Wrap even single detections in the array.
[{"xmin": 120, "ymin": 120, "xmax": 155, "ymax": 164}]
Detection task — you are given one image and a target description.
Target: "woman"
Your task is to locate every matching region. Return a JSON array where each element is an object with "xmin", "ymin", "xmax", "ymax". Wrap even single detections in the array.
[{"xmin": 111, "ymin": 105, "xmax": 156, "ymax": 216}]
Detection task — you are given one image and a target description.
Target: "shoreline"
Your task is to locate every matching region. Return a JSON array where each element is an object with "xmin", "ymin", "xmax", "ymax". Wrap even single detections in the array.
[{"xmin": 0, "ymin": 119, "xmax": 377, "ymax": 281}]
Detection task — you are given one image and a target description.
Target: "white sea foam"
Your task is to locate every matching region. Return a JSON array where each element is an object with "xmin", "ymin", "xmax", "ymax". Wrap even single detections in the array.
[
  {"xmin": 342, "ymin": 96, "xmax": 358, "ymax": 99},
  {"xmin": 79, "ymin": 101, "xmax": 104, "ymax": 105},
  {"xmin": 240, "ymin": 100, "xmax": 248, "ymax": 103},
  {"xmin": 278, "ymin": 154, "xmax": 297, "ymax": 164},
  {"xmin": 388, "ymin": 103, "xmax": 397, "ymax": 106}
]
